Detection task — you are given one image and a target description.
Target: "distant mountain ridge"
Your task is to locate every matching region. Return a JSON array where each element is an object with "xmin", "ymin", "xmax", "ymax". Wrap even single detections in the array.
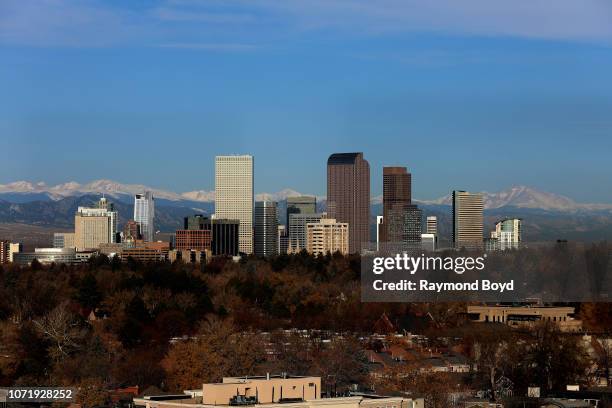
[
  {"xmin": 1, "ymin": 187, "xmax": 612, "ymax": 243},
  {"xmin": 416, "ymin": 185, "xmax": 612, "ymax": 212},
  {"xmin": 1, "ymin": 180, "xmax": 611, "ymax": 213},
  {"xmin": 0, "ymin": 180, "xmax": 314, "ymax": 203}
]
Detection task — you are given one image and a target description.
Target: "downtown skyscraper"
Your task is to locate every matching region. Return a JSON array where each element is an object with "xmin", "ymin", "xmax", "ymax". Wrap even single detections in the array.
[
  {"xmin": 381, "ymin": 166, "xmax": 411, "ymax": 243},
  {"xmin": 215, "ymin": 155, "xmax": 254, "ymax": 254},
  {"xmin": 75, "ymin": 197, "xmax": 118, "ymax": 250},
  {"xmin": 254, "ymin": 201, "xmax": 279, "ymax": 257},
  {"xmin": 327, "ymin": 152, "xmax": 370, "ymax": 253},
  {"xmin": 134, "ymin": 191, "xmax": 155, "ymax": 242},
  {"xmin": 452, "ymin": 190, "xmax": 484, "ymax": 249}
]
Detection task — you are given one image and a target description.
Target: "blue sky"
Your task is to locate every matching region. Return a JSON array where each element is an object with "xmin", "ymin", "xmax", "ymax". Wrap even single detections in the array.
[{"xmin": 1, "ymin": 0, "xmax": 612, "ymax": 201}]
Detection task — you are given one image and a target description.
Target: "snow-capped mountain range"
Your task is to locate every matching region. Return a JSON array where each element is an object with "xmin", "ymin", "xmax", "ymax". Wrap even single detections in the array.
[
  {"xmin": 0, "ymin": 180, "xmax": 315, "ymax": 204},
  {"xmin": 414, "ymin": 185, "xmax": 612, "ymax": 211},
  {"xmin": 1, "ymin": 180, "xmax": 611, "ymax": 212}
]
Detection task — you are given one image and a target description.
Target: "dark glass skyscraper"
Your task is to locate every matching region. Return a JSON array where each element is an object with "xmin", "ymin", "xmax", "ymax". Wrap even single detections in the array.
[
  {"xmin": 382, "ymin": 166, "xmax": 411, "ymax": 243},
  {"xmin": 254, "ymin": 201, "xmax": 279, "ymax": 257},
  {"xmin": 402, "ymin": 204, "xmax": 422, "ymax": 251},
  {"xmin": 327, "ymin": 152, "xmax": 370, "ymax": 253}
]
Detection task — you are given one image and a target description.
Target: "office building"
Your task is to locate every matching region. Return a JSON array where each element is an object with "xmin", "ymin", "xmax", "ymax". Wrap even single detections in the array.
[
  {"xmin": 115, "ymin": 241, "xmax": 170, "ymax": 262},
  {"xmin": 123, "ymin": 220, "xmax": 141, "ymax": 241},
  {"xmin": 8, "ymin": 243, "xmax": 22, "ymax": 262},
  {"xmin": 122, "ymin": 247, "xmax": 167, "ymax": 262},
  {"xmin": 98, "ymin": 243, "xmax": 127, "ymax": 258},
  {"xmin": 174, "ymin": 214, "xmax": 213, "ymax": 251},
  {"xmin": 306, "ymin": 218, "xmax": 349, "ymax": 256},
  {"xmin": 13, "ymin": 248, "xmax": 97, "ymax": 265},
  {"xmin": 288, "ymin": 213, "xmax": 326, "ymax": 253},
  {"xmin": 134, "ymin": 191, "xmax": 155, "ymax": 242},
  {"xmin": 184, "ymin": 214, "xmax": 208, "ymax": 230},
  {"xmin": 53, "ymin": 232, "xmax": 75, "ymax": 248},
  {"xmin": 100, "ymin": 241, "xmax": 170, "ymax": 262},
  {"xmin": 74, "ymin": 197, "xmax": 117, "ymax": 250},
  {"xmin": 382, "ymin": 166, "xmax": 411, "ymax": 243},
  {"xmin": 254, "ymin": 201, "xmax": 278, "ymax": 257},
  {"xmin": 215, "ymin": 155, "xmax": 254, "ymax": 254},
  {"xmin": 426, "ymin": 216, "xmax": 438, "ymax": 235},
  {"xmin": 277, "ymin": 225, "xmax": 288, "ymax": 255},
  {"xmin": 175, "ymin": 229, "xmax": 212, "ymax": 251},
  {"xmin": 209, "ymin": 218, "xmax": 240, "ymax": 256},
  {"xmin": 421, "ymin": 233, "xmax": 436, "ymax": 252},
  {"xmin": 490, "ymin": 218, "xmax": 522, "ymax": 250},
  {"xmin": 402, "ymin": 204, "xmax": 422, "ymax": 250},
  {"xmin": 286, "ymin": 196, "xmax": 317, "ymax": 227},
  {"xmin": 452, "ymin": 190, "xmax": 484, "ymax": 249},
  {"xmin": 183, "ymin": 215, "xmax": 240, "ymax": 257},
  {"xmin": 327, "ymin": 152, "xmax": 370, "ymax": 253}
]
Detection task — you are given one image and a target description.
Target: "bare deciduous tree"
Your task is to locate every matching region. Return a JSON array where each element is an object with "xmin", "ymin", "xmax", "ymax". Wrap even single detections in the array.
[{"xmin": 33, "ymin": 301, "xmax": 86, "ymax": 361}]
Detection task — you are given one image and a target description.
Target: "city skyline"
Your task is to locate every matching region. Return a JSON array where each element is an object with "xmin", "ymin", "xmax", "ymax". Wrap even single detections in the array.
[{"xmin": 2, "ymin": 2, "xmax": 612, "ymax": 202}]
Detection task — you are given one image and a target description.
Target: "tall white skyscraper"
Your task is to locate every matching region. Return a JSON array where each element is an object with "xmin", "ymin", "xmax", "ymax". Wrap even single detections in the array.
[
  {"xmin": 134, "ymin": 191, "xmax": 155, "ymax": 242},
  {"xmin": 215, "ymin": 155, "xmax": 254, "ymax": 254}
]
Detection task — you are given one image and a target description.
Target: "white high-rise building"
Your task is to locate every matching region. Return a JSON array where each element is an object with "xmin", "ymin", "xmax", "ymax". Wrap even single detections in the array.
[
  {"xmin": 134, "ymin": 191, "xmax": 155, "ymax": 242},
  {"xmin": 490, "ymin": 218, "xmax": 522, "ymax": 250},
  {"xmin": 215, "ymin": 155, "xmax": 254, "ymax": 254}
]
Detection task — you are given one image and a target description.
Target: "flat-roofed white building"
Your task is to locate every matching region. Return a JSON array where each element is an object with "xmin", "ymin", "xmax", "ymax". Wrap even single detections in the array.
[{"xmin": 134, "ymin": 375, "xmax": 424, "ymax": 408}]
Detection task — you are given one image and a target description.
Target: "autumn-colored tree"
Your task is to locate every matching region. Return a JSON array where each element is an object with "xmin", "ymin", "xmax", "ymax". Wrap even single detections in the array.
[
  {"xmin": 162, "ymin": 317, "xmax": 265, "ymax": 391},
  {"xmin": 0, "ymin": 321, "xmax": 20, "ymax": 384},
  {"xmin": 266, "ymin": 329, "xmax": 314, "ymax": 374},
  {"xmin": 76, "ymin": 377, "xmax": 110, "ymax": 408},
  {"xmin": 312, "ymin": 336, "xmax": 369, "ymax": 394}
]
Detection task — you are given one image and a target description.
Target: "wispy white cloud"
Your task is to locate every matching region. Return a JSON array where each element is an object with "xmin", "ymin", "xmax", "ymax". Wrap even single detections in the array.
[
  {"xmin": 262, "ymin": 0, "xmax": 612, "ymax": 42},
  {"xmin": 0, "ymin": 0, "xmax": 144, "ymax": 47},
  {"xmin": 152, "ymin": 7, "xmax": 255, "ymax": 24},
  {"xmin": 158, "ymin": 42, "xmax": 259, "ymax": 51},
  {"xmin": 1, "ymin": 0, "xmax": 611, "ymax": 48}
]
